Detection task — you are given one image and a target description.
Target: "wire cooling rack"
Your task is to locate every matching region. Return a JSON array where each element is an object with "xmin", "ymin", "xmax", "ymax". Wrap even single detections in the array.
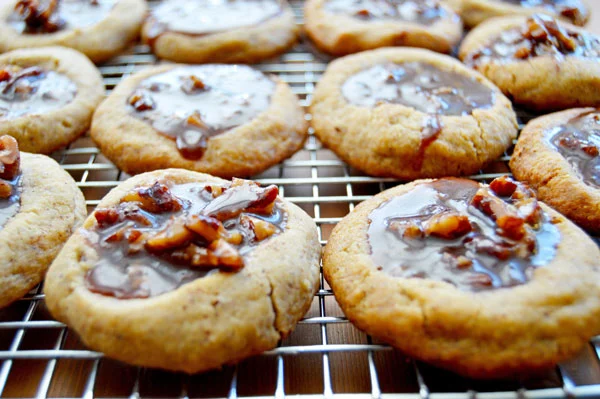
[{"xmin": 1, "ymin": 1, "xmax": 600, "ymax": 398}]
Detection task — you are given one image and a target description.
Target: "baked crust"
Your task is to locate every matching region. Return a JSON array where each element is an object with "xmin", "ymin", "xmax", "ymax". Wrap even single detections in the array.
[
  {"xmin": 0, "ymin": 47, "xmax": 105, "ymax": 154},
  {"xmin": 459, "ymin": 0, "xmax": 590, "ymax": 28},
  {"xmin": 310, "ymin": 48, "xmax": 518, "ymax": 179},
  {"xmin": 141, "ymin": 5, "xmax": 298, "ymax": 64},
  {"xmin": 323, "ymin": 178, "xmax": 600, "ymax": 379},
  {"xmin": 459, "ymin": 16, "xmax": 600, "ymax": 111},
  {"xmin": 91, "ymin": 64, "xmax": 307, "ymax": 178},
  {"xmin": 510, "ymin": 108, "xmax": 600, "ymax": 234},
  {"xmin": 303, "ymin": 0, "xmax": 463, "ymax": 56},
  {"xmin": 0, "ymin": 0, "xmax": 147, "ymax": 63},
  {"xmin": 0, "ymin": 151, "xmax": 86, "ymax": 308},
  {"xmin": 44, "ymin": 169, "xmax": 320, "ymax": 373}
]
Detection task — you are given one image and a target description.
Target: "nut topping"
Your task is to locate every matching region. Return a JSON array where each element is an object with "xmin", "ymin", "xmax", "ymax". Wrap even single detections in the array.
[
  {"xmin": 15, "ymin": 0, "xmax": 65, "ymax": 33},
  {"xmin": 181, "ymin": 75, "xmax": 209, "ymax": 95},
  {"xmin": 128, "ymin": 90, "xmax": 155, "ymax": 112},
  {"xmin": 424, "ymin": 212, "xmax": 472, "ymax": 239},
  {"xmin": 0, "ymin": 136, "xmax": 21, "ymax": 182}
]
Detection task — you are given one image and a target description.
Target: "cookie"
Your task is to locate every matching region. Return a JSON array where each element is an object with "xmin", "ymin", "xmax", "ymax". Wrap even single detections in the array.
[
  {"xmin": 510, "ymin": 108, "xmax": 600, "ymax": 234},
  {"xmin": 460, "ymin": 15, "xmax": 600, "ymax": 111},
  {"xmin": 44, "ymin": 169, "xmax": 320, "ymax": 373},
  {"xmin": 91, "ymin": 64, "xmax": 307, "ymax": 178},
  {"xmin": 0, "ymin": 135, "xmax": 86, "ymax": 308},
  {"xmin": 141, "ymin": 0, "xmax": 298, "ymax": 64},
  {"xmin": 0, "ymin": 47, "xmax": 105, "ymax": 154},
  {"xmin": 303, "ymin": 0, "xmax": 463, "ymax": 56},
  {"xmin": 310, "ymin": 48, "xmax": 518, "ymax": 180},
  {"xmin": 323, "ymin": 175, "xmax": 600, "ymax": 379},
  {"xmin": 459, "ymin": 0, "xmax": 590, "ymax": 28},
  {"xmin": 0, "ymin": 0, "xmax": 147, "ymax": 64}
]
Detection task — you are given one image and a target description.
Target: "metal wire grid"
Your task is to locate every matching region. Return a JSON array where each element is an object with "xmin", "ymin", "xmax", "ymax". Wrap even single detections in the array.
[{"xmin": 0, "ymin": 1, "xmax": 598, "ymax": 398}]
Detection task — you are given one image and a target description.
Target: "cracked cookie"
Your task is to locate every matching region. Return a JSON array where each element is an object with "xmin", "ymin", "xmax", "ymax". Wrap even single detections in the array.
[
  {"xmin": 303, "ymin": 0, "xmax": 463, "ymax": 55},
  {"xmin": 460, "ymin": 14, "xmax": 600, "ymax": 111},
  {"xmin": 323, "ymin": 175, "xmax": 600, "ymax": 378},
  {"xmin": 0, "ymin": 47, "xmax": 104, "ymax": 154},
  {"xmin": 141, "ymin": 0, "xmax": 298, "ymax": 64},
  {"xmin": 310, "ymin": 48, "xmax": 518, "ymax": 179},
  {"xmin": 0, "ymin": 0, "xmax": 147, "ymax": 63},
  {"xmin": 44, "ymin": 169, "xmax": 320, "ymax": 373},
  {"xmin": 510, "ymin": 108, "xmax": 600, "ymax": 234},
  {"xmin": 91, "ymin": 64, "xmax": 307, "ymax": 178},
  {"xmin": 0, "ymin": 135, "xmax": 86, "ymax": 308},
  {"xmin": 458, "ymin": 0, "xmax": 590, "ymax": 28}
]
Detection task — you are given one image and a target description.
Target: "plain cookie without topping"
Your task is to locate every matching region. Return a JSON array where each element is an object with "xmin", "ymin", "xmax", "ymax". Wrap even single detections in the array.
[
  {"xmin": 510, "ymin": 108, "xmax": 600, "ymax": 234},
  {"xmin": 460, "ymin": 14, "xmax": 600, "ymax": 111},
  {"xmin": 303, "ymin": 0, "xmax": 463, "ymax": 55},
  {"xmin": 0, "ymin": 135, "xmax": 86, "ymax": 308},
  {"xmin": 91, "ymin": 64, "xmax": 307, "ymax": 178},
  {"xmin": 458, "ymin": 0, "xmax": 590, "ymax": 28},
  {"xmin": 310, "ymin": 48, "xmax": 518, "ymax": 179},
  {"xmin": 44, "ymin": 169, "xmax": 321, "ymax": 373},
  {"xmin": 141, "ymin": 0, "xmax": 299, "ymax": 64},
  {"xmin": 0, "ymin": 47, "xmax": 105, "ymax": 154},
  {"xmin": 323, "ymin": 175, "xmax": 600, "ymax": 378},
  {"xmin": 0, "ymin": 0, "xmax": 147, "ymax": 63}
]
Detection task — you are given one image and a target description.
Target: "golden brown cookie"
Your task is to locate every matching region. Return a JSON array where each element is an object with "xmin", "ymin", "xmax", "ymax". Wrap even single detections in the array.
[
  {"xmin": 142, "ymin": 0, "xmax": 298, "ymax": 64},
  {"xmin": 310, "ymin": 48, "xmax": 518, "ymax": 180},
  {"xmin": 0, "ymin": 47, "xmax": 105, "ymax": 154},
  {"xmin": 459, "ymin": 15, "xmax": 600, "ymax": 111},
  {"xmin": 323, "ymin": 175, "xmax": 600, "ymax": 379},
  {"xmin": 303, "ymin": 0, "xmax": 463, "ymax": 56},
  {"xmin": 44, "ymin": 169, "xmax": 320, "ymax": 373},
  {"xmin": 510, "ymin": 108, "xmax": 600, "ymax": 234},
  {"xmin": 91, "ymin": 63, "xmax": 307, "ymax": 178},
  {"xmin": 0, "ymin": 0, "xmax": 147, "ymax": 63},
  {"xmin": 459, "ymin": 0, "xmax": 590, "ymax": 28},
  {"xmin": 0, "ymin": 135, "xmax": 86, "ymax": 308}
]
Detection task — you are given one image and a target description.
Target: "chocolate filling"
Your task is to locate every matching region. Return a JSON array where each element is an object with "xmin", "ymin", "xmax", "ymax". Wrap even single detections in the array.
[
  {"xmin": 341, "ymin": 62, "xmax": 495, "ymax": 168},
  {"xmin": 144, "ymin": 0, "xmax": 282, "ymax": 48},
  {"xmin": 497, "ymin": 0, "xmax": 587, "ymax": 26},
  {"xmin": 0, "ymin": 65, "xmax": 77, "ymax": 121},
  {"xmin": 546, "ymin": 110, "xmax": 600, "ymax": 189},
  {"xmin": 367, "ymin": 177, "xmax": 560, "ymax": 292},
  {"xmin": 85, "ymin": 178, "xmax": 286, "ymax": 299},
  {"xmin": 8, "ymin": 0, "xmax": 115, "ymax": 34},
  {"xmin": 466, "ymin": 14, "xmax": 600, "ymax": 66},
  {"xmin": 323, "ymin": 0, "xmax": 447, "ymax": 24},
  {"xmin": 127, "ymin": 65, "xmax": 275, "ymax": 160}
]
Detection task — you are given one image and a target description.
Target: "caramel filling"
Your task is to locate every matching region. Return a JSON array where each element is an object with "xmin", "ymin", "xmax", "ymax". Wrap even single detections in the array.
[
  {"xmin": 127, "ymin": 65, "xmax": 275, "ymax": 160},
  {"xmin": 85, "ymin": 178, "xmax": 286, "ymax": 299},
  {"xmin": 367, "ymin": 177, "xmax": 560, "ymax": 292}
]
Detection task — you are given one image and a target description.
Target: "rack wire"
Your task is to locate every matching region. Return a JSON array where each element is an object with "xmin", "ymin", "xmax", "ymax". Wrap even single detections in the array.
[{"xmin": 1, "ymin": 1, "xmax": 599, "ymax": 398}]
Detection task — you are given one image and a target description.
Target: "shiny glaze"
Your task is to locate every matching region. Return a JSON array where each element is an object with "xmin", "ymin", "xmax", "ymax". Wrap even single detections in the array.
[
  {"xmin": 323, "ymin": 0, "xmax": 447, "ymax": 24},
  {"xmin": 497, "ymin": 0, "xmax": 588, "ymax": 25},
  {"xmin": 127, "ymin": 65, "xmax": 275, "ymax": 160},
  {"xmin": 0, "ymin": 66, "xmax": 77, "ymax": 121},
  {"xmin": 367, "ymin": 178, "xmax": 561, "ymax": 292},
  {"xmin": 546, "ymin": 110, "xmax": 600, "ymax": 189},
  {"xmin": 85, "ymin": 180, "xmax": 286, "ymax": 299}
]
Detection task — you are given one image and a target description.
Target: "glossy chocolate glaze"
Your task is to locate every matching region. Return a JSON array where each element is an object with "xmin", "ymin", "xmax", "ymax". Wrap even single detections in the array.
[
  {"xmin": 367, "ymin": 178, "xmax": 560, "ymax": 292},
  {"xmin": 497, "ymin": 0, "xmax": 588, "ymax": 25},
  {"xmin": 85, "ymin": 180, "xmax": 286, "ymax": 299},
  {"xmin": 8, "ymin": 0, "xmax": 115, "ymax": 34},
  {"xmin": 547, "ymin": 110, "xmax": 600, "ymax": 189},
  {"xmin": 127, "ymin": 65, "xmax": 275, "ymax": 160},
  {"xmin": 0, "ymin": 66, "xmax": 77, "ymax": 121},
  {"xmin": 323, "ymin": 0, "xmax": 447, "ymax": 24},
  {"xmin": 145, "ymin": 0, "xmax": 282, "ymax": 46},
  {"xmin": 466, "ymin": 15, "xmax": 600, "ymax": 66}
]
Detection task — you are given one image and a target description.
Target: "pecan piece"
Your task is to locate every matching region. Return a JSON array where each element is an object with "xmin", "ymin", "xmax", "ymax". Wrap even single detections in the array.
[
  {"xmin": 0, "ymin": 181, "xmax": 12, "ymax": 199},
  {"xmin": 0, "ymin": 136, "xmax": 20, "ymax": 180},
  {"xmin": 145, "ymin": 217, "xmax": 194, "ymax": 252},
  {"xmin": 208, "ymin": 239, "xmax": 244, "ymax": 270},
  {"xmin": 424, "ymin": 212, "xmax": 472, "ymax": 240},
  {"xmin": 241, "ymin": 215, "xmax": 278, "ymax": 241},
  {"xmin": 181, "ymin": 75, "xmax": 209, "ymax": 94},
  {"xmin": 15, "ymin": 0, "xmax": 64, "ymax": 33},
  {"xmin": 0, "ymin": 70, "xmax": 11, "ymax": 82},
  {"xmin": 185, "ymin": 214, "xmax": 224, "ymax": 242},
  {"xmin": 121, "ymin": 182, "xmax": 181, "ymax": 213},
  {"xmin": 94, "ymin": 207, "xmax": 121, "ymax": 227},
  {"xmin": 489, "ymin": 176, "xmax": 518, "ymax": 197},
  {"xmin": 388, "ymin": 219, "xmax": 424, "ymax": 240},
  {"xmin": 128, "ymin": 90, "xmax": 155, "ymax": 112}
]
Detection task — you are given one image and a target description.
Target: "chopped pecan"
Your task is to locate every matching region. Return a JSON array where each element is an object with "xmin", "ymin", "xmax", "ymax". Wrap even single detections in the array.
[
  {"xmin": 145, "ymin": 217, "xmax": 194, "ymax": 252},
  {"xmin": 225, "ymin": 231, "xmax": 244, "ymax": 245},
  {"xmin": 176, "ymin": 129, "xmax": 208, "ymax": 159},
  {"xmin": 246, "ymin": 184, "xmax": 279, "ymax": 214},
  {"xmin": 0, "ymin": 181, "xmax": 12, "ymax": 199},
  {"xmin": 185, "ymin": 214, "xmax": 224, "ymax": 242},
  {"xmin": 442, "ymin": 252, "xmax": 473, "ymax": 270},
  {"xmin": 208, "ymin": 239, "xmax": 244, "ymax": 270},
  {"xmin": 355, "ymin": 9, "xmax": 370, "ymax": 17},
  {"xmin": 582, "ymin": 144, "xmax": 599, "ymax": 157},
  {"xmin": 515, "ymin": 197, "xmax": 542, "ymax": 226},
  {"xmin": 467, "ymin": 273, "xmax": 493, "ymax": 287},
  {"xmin": 181, "ymin": 75, "xmax": 209, "ymax": 94},
  {"xmin": 0, "ymin": 70, "xmax": 11, "ymax": 82},
  {"xmin": 0, "ymin": 136, "xmax": 20, "ymax": 180},
  {"xmin": 204, "ymin": 182, "xmax": 279, "ymax": 220},
  {"xmin": 128, "ymin": 90, "xmax": 155, "ymax": 112},
  {"xmin": 15, "ymin": 0, "xmax": 64, "ymax": 33},
  {"xmin": 205, "ymin": 184, "xmax": 224, "ymax": 198},
  {"xmin": 122, "ymin": 182, "xmax": 182, "ymax": 213},
  {"xmin": 489, "ymin": 176, "xmax": 518, "ymax": 197},
  {"xmin": 241, "ymin": 215, "xmax": 278, "ymax": 241},
  {"xmin": 496, "ymin": 214, "xmax": 526, "ymax": 240},
  {"xmin": 94, "ymin": 207, "xmax": 121, "ymax": 227},
  {"xmin": 424, "ymin": 212, "xmax": 472, "ymax": 240},
  {"xmin": 388, "ymin": 219, "xmax": 424, "ymax": 240}
]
